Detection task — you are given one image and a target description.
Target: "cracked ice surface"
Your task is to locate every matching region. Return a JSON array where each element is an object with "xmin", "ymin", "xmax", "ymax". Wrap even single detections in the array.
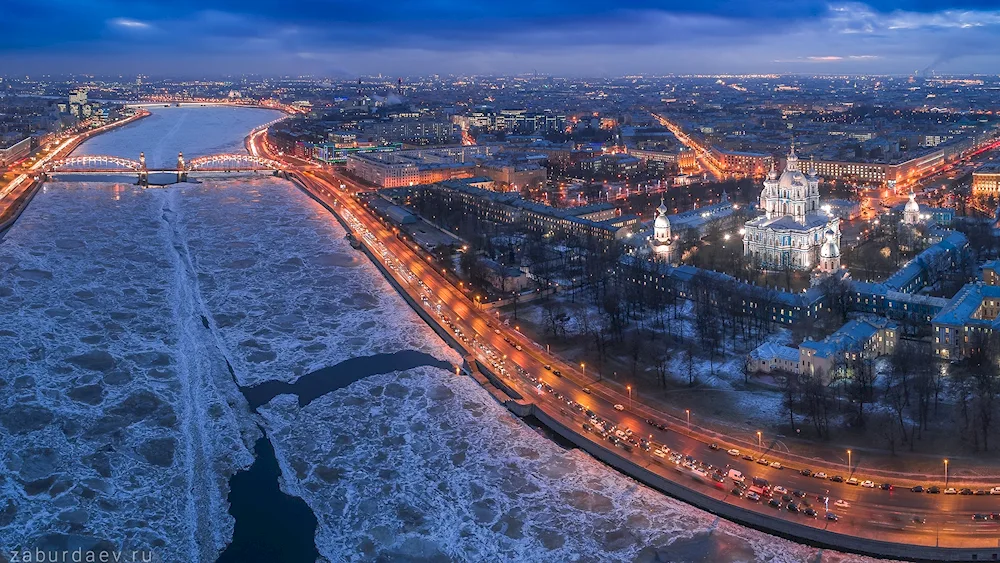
[
  {"xmin": 0, "ymin": 182, "xmax": 257, "ymax": 560},
  {"xmin": 166, "ymin": 177, "xmax": 462, "ymax": 388},
  {"xmin": 74, "ymin": 105, "xmax": 284, "ymax": 168},
  {"xmin": 259, "ymin": 366, "xmax": 890, "ymax": 563}
]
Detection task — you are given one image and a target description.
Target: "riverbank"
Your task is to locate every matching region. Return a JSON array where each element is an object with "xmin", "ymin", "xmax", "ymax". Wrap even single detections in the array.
[{"xmin": 0, "ymin": 111, "xmax": 150, "ymax": 233}]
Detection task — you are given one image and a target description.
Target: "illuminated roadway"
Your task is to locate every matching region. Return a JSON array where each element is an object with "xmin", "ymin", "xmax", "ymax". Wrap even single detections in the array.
[
  {"xmin": 251, "ymin": 132, "xmax": 1000, "ymax": 556},
  {"xmin": 650, "ymin": 112, "xmax": 726, "ymax": 180}
]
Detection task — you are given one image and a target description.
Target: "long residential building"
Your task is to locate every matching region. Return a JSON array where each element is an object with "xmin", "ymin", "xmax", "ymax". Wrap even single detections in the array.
[
  {"xmin": 347, "ymin": 145, "xmax": 501, "ymax": 188},
  {"xmin": 429, "ymin": 178, "xmax": 628, "ymax": 242},
  {"xmin": 0, "ymin": 137, "xmax": 31, "ymax": 167}
]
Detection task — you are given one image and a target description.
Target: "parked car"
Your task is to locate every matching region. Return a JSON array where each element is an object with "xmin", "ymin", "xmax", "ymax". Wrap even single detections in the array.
[
  {"xmin": 846, "ymin": 477, "xmax": 859, "ymax": 486},
  {"xmin": 927, "ymin": 486, "xmax": 941, "ymax": 494},
  {"xmin": 960, "ymin": 488, "xmax": 974, "ymax": 495},
  {"xmin": 830, "ymin": 475, "xmax": 844, "ymax": 483},
  {"xmin": 813, "ymin": 472, "xmax": 827, "ymax": 479},
  {"xmin": 991, "ymin": 487, "xmax": 1000, "ymax": 495},
  {"xmin": 769, "ymin": 461, "xmax": 783, "ymax": 469},
  {"xmin": 880, "ymin": 483, "xmax": 893, "ymax": 491},
  {"xmin": 800, "ymin": 469, "xmax": 812, "ymax": 477},
  {"xmin": 727, "ymin": 449, "xmax": 740, "ymax": 457},
  {"xmin": 944, "ymin": 487, "xmax": 958, "ymax": 495},
  {"xmin": 910, "ymin": 485, "xmax": 924, "ymax": 493},
  {"xmin": 613, "ymin": 404, "xmax": 625, "ymax": 411},
  {"xmin": 861, "ymin": 480, "xmax": 875, "ymax": 488}
]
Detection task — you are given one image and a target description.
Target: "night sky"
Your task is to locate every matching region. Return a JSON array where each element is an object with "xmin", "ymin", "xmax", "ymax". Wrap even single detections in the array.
[{"xmin": 3, "ymin": 1, "xmax": 1000, "ymax": 75}]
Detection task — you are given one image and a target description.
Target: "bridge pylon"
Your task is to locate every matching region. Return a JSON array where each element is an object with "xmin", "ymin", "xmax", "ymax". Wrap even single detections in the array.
[
  {"xmin": 177, "ymin": 152, "xmax": 188, "ymax": 182},
  {"xmin": 138, "ymin": 152, "xmax": 148, "ymax": 186}
]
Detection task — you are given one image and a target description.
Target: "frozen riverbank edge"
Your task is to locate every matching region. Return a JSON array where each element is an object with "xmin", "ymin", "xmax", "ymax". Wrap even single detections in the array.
[{"xmin": 289, "ymin": 175, "xmax": 996, "ymax": 563}]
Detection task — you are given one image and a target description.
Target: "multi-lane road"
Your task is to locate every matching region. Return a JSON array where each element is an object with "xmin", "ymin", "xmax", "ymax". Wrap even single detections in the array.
[{"xmin": 252, "ymin": 133, "xmax": 1000, "ymax": 553}]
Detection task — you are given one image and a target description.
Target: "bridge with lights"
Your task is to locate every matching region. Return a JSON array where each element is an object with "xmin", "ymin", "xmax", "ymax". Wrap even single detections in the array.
[{"xmin": 42, "ymin": 151, "xmax": 286, "ymax": 184}]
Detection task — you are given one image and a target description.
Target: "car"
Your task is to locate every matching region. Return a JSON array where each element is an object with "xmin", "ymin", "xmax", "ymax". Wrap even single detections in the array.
[
  {"xmin": 769, "ymin": 461, "xmax": 783, "ymax": 469},
  {"xmin": 944, "ymin": 487, "xmax": 958, "ymax": 495},
  {"xmin": 742, "ymin": 454, "xmax": 755, "ymax": 461},
  {"xmin": 773, "ymin": 486, "xmax": 788, "ymax": 495},
  {"xmin": 991, "ymin": 487, "xmax": 1000, "ymax": 495},
  {"xmin": 582, "ymin": 387, "xmax": 591, "ymax": 394},
  {"xmin": 746, "ymin": 492, "xmax": 761, "ymax": 502},
  {"xmin": 830, "ymin": 475, "xmax": 844, "ymax": 483},
  {"xmin": 613, "ymin": 404, "xmax": 625, "ymax": 411},
  {"xmin": 653, "ymin": 449, "xmax": 667, "ymax": 458},
  {"xmin": 974, "ymin": 514, "xmax": 990, "ymax": 521},
  {"xmin": 515, "ymin": 345, "xmax": 522, "ymax": 351},
  {"xmin": 834, "ymin": 500, "xmax": 850, "ymax": 508},
  {"xmin": 813, "ymin": 472, "xmax": 828, "ymax": 479},
  {"xmin": 800, "ymin": 469, "xmax": 812, "ymax": 477},
  {"xmin": 992, "ymin": 513, "xmax": 1000, "ymax": 521},
  {"xmin": 543, "ymin": 364, "xmax": 552, "ymax": 370},
  {"xmin": 781, "ymin": 494, "xmax": 793, "ymax": 503},
  {"xmin": 927, "ymin": 486, "xmax": 941, "ymax": 494},
  {"xmin": 768, "ymin": 499, "xmax": 781, "ymax": 509},
  {"xmin": 912, "ymin": 516, "xmax": 926, "ymax": 524},
  {"xmin": 793, "ymin": 490, "xmax": 806, "ymax": 498},
  {"xmin": 861, "ymin": 480, "xmax": 875, "ymax": 488},
  {"xmin": 910, "ymin": 485, "xmax": 924, "ymax": 493},
  {"xmin": 727, "ymin": 449, "xmax": 740, "ymax": 456},
  {"xmin": 880, "ymin": 483, "xmax": 893, "ymax": 491},
  {"xmin": 960, "ymin": 488, "xmax": 974, "ymax": 495},
  {"xmin": 804, "ymin": 508, "xmax": 818, "ymax": 518},
  {"xmin": 730, "ymin": 487, "xmax": 744, "ymax": 497},
  {"xmin": 826, "ymin": 512, "xmax": 839, "ymax": 521},
  {"xmin": 552, "ymin": 370, "xmax": 562, "ymax": 377},
  {"xmin": 709, "ymin": 443, "xmax": 720, "ymax": 450},
  {"xmin": 495, "ymin": 329, "xmax": 502, "ymax": 334},
  {"xmin": 756, "ymin": 458, "xmax": 769, "ymax": 466},
  {"xmin": 846, "ymin": 477, "xmax": 859, "ymax": 486},
  {"xmin": 787, "ymin": 502, "xmax": 799, "ymax": 513},
  {"xmin": 976, "ymin": 489, "xmax": 989, "ymax": 496},
  {"xmin": 645, "ymin": 419, "xmax": 656, "ymax": 426}
]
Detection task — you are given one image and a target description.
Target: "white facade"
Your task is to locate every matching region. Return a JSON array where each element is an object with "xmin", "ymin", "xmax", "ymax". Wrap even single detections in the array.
[
  {"xmin": 903, "ymin": 191, "xmax": 921, "ymax": 225},
  {"xmin": 649, "ymin": 197, "xmax": 673, "ymax": 261},
  {"xmin": 743, "ymin": 148, "xmax": 840, "ymax": 270}
]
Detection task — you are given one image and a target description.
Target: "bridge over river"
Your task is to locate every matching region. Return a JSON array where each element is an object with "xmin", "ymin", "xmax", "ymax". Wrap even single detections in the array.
[{"xmin": 42, "ymin": 151, "xmax": 286, "ymax": 184}]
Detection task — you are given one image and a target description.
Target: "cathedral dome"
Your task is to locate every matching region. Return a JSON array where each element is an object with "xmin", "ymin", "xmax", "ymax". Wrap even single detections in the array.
[
  {"xmin": 657, "ymin": 198, "xmax": 668, "ymax": 217},
  {"xmin": 905, "ymin": 191, "xmax": 920, "ymax": 215},
  {"xmin": 820, "ymin": 228, "xmax": 840, "ymax": 259},
  {"xmin": 654, "ymin": 213, "xmax": 670, "ymax": 230}
]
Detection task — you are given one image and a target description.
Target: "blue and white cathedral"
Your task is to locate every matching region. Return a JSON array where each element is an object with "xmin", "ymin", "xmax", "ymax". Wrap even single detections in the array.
[{"xmin": 743, "ymin": 147, "xmax": 840, "ymax": 272}]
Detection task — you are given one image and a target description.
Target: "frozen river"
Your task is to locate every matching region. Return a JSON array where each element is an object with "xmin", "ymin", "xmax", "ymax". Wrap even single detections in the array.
[{"xmin": 0, "ymin": 106, "xmax": 887, "ymax": 563}]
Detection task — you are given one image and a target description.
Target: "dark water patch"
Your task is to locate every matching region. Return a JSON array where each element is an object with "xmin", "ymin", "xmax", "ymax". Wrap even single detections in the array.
[
  {"xmin": 242, "ymin": 350, "xmax": 451, "ymax": 410},
  {"xmin": 635, "ymin": 528, "xmax": 758, "ymax": 563},
  {"xmin": 216, "ymin": 435, "xmax": 319, "ymax": 563},
  {"xmin": 522, "ymin": 414, "xmax": 578, "ymax": 450}
]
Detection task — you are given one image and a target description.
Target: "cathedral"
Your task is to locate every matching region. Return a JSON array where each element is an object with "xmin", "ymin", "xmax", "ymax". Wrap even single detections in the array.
[{"xmin": 743, "ymin": 147, "xmax": 840, "ymax": 272}]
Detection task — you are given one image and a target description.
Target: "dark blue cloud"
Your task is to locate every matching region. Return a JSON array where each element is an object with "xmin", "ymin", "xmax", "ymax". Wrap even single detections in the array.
[{"xmin": 2, "ymin": 1, "xmax": 1000, "ymax": 75}]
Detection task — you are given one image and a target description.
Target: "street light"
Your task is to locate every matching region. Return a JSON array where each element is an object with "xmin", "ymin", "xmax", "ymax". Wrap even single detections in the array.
[
  {"xmin": 847, "ymin": 450, "xmax": 852, "ymax": 476},
  {"xmin": 581, "ymin": 363, "xmax": 586, "ymax": 378},
  {"xmin": 757, "ymin": 430, "xmax": 762, "ymax": 451},
  {"xmin": 685, "ymin": 409, "xmax": 690, "ymax": 427},
  {"xmin": 944, "ymin": 459, "xmax": 949, "ymax": 486},
  {"xmin": 627, "ymin": 385, "xmax": 632, "ymax": 410}
]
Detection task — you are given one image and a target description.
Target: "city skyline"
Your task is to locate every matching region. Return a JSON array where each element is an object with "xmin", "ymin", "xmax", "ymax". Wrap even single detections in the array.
[{"xmin": 4, "ymin": 1, "xmax": 1000, "ymax": 76}]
